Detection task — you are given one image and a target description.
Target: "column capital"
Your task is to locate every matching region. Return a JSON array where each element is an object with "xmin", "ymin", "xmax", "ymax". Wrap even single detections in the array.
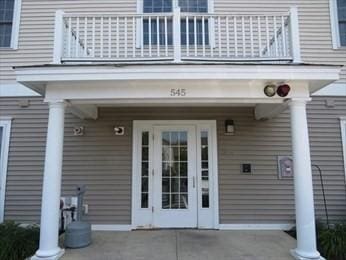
[
  {"xmin": 288, "ymin": 98, "xmax": 311, "ymax": 107},
  {"xmin": 47, "ymin": 100, "xmax": 67, "ymax": 109}
]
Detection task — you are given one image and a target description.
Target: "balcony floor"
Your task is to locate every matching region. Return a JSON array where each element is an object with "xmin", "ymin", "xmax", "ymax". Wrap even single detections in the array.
[{"xmin": 61, "ymin": 230, "xmax": 296, "ymax": 260}]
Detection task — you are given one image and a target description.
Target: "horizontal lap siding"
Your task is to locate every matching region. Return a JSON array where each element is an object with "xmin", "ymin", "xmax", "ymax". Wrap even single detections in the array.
[
  {"xmin": 0, "ymin": 0, "xmax": 345, "ymax": 82},
  {"xmin": 1, "ymin": 96, "xmax": 346, "ymax": 224}
]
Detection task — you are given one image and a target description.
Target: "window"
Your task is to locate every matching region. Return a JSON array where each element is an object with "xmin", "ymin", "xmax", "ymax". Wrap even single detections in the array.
[
  {"xmin": 0, "ymin": 0, "xmax": 21, "ymax": 48},
  {"xmin": 330, "ymin": 0, "xmax": 346, "ymax": 48},
  {"xmin": 142, "ymin": 0, "xmax": 209, "ymax": 45},
  {"xmin": 0, "ymin": 119, "xmax": 12, "ymax": 223}
]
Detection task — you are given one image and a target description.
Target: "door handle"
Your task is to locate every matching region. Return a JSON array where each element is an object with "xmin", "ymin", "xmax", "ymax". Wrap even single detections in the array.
[{"xmin": 193, "ymin": 176, "xmax": 196, "ymax": 188}]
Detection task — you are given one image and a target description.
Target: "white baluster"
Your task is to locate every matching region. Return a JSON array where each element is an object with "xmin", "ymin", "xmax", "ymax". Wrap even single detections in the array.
[
  {"xmin": 84, "ymin": 17, "xmax": 87, "ymax": 57},
  {"xmin": 164, "ymin": 16, "xmax": 168, "ymax": 57},
  {"xmin": 274, "ymin": 16, "xmax": 278, "ymax": 57},
  {"xmin": 125, "ymin": 16, "xmax": 128, "ymax": 58},
  {"xmin": 116, "ymin": 16, "xmax": 120, "ymax": 58},
  {"xmin": 76, "ymin": 17, "xmax": 80, "ymax": 57},
  {"xmin": 67, "ymin": 17, "xmax": 72, "ymax": 58},
  {"xmin": 100, "ymin": 17, "xmax": 103, "ymax": 58},
  {"xmin": 157, "ymin": 16, "xmax": 160, "ymax": 57},
  {"xmin": 133, "ymin": 17, "xmax": 136, "ymax": 58},
  {"xmin": 257, "ymin": 16, "xmax": 262, "ymax": 57},
  {"xmin": 250, "ymin": 16, "xmax": 254, "ymax": 57},
  {"xmin": 186, "ymin": 16, "xmax": 189, "ymax": 57},
  {"xmin": 234, "ymin": 16, "xmax": 238, "ymax": 57},
  {"xmin": 108, "ymin": 17, "xmax": 112, "ymax": 58},
  {"xmin": 218, "ymin": 16, "xmax": 221, "ymax": 57},
  {"xmin": 242, "ymin": 16, "xmax": 245, "ymax": 57},
  {"xmin": 194, "ymin": 16, "xmax": 197, "ymax": 56},
  {"xmin": 281, "ymin": 16, "xmax": 287, "ymax": 57},
  {"xmin": 265, "ymin": 16, "xmax": 270, "ymax": 57},
  {"xmin": 92, "ymin": 17, "xmax": 95, "ymax": 57},
  {"xmin": 148, "ymin": 16, "xmax": 152, "ymax": 57},
  {"xmin": 226, "ymin": 16, "xmax": 230, "ymax": 57},
  {"xmin": 202, "ymin": 16, "xmax": 206, "ymax": 57}
]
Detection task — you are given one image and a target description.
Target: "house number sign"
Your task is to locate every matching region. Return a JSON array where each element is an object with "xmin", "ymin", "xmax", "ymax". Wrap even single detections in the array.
[{"xmin": 170, "ymin": 88, "xmax": 187, "ymax": 97}]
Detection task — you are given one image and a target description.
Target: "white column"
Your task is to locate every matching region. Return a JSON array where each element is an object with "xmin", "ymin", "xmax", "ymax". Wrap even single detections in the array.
[
  {"xmin": 173, "ymin": 5, "xmax": 181, "ymax": 62},
  {"xmin": 289, "ymin": 99, "xmax": 322, "ymax": 260},
  {"xmin": 32, "ymin": 101, "xmax": 66, "ymax": 260},
  {"xmin": 53, "ymin": 10, "xmax": 65, "ymax": 64},
  {"xmin": 289, "ymin": 6, "xmax": 302, "ymax": 63}
]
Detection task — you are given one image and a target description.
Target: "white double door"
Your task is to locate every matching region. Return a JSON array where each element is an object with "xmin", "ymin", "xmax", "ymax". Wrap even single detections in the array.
[{"xmin": 132, "ymin": 121, "xmax": 218, "ymax": 229}]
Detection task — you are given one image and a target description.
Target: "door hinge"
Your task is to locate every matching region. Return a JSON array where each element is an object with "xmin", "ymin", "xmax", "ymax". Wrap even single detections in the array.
[
  {"xmin": 152, "ymin": 133, "xmax": 154, "ymax": 141},
  {"xmin": 152, "ymin": 169, "xmax": 154, "ymax": 176},
  {"xmin": 152, "ymin": 206, "xmax": 154, "ymax": 213}
]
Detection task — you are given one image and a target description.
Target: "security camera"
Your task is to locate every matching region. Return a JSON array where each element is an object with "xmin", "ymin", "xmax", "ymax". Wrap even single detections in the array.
[
  {"xmin": 114, "ymin": 126, "xmax": 125, "ymax": 136},
  {"xmin": 73, "ymin": 126, "xmax": 84, "ymax": 136}
]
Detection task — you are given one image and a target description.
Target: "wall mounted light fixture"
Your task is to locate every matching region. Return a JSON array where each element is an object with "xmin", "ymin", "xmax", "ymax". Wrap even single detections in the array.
[{"xmin": 225, "ymin": 120, "xmax": 235, "ymax": 135}]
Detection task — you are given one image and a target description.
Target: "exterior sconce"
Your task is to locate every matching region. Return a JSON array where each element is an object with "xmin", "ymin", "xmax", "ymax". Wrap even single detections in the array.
[
  {"xmin": 73, "ymin": 126, "xmax": 84, "ymax": 136},
  {"xmin": 264, "ymin": 83, "xmax": 291, "ymax": 97},
  {"xmin": 114, "ymin": 126, "xmax": 125, "ymax": 136},
  {"xmin": 225, "ymin": 120, "xmax": 235, "ymax": 135}
]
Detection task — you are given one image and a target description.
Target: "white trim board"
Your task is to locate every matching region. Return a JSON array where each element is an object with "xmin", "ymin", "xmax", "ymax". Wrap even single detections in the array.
[
  {"xmin": 340, "ymin": 118, "xmax": 346, "ymax": 181},
  {"xmin": 219, "ymin": 224, "xmax": 295, "ymax": 231},
  {"xmin": 0, "ymin": 118, "xmax": 12, "ymax": 223},
  {"xmin": 91, "ymin": 225, "xmax": 132, "ymax": 231}
]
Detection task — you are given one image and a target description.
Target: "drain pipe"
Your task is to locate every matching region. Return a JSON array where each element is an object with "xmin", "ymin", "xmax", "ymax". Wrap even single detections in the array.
[{"xmin": 312, "ymin": 164, "xmax": 330, "ymax": 228}]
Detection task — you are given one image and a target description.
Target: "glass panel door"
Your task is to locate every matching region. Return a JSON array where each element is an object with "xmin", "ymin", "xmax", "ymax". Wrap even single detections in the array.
[{"xmin": 153, "ymin": 125, "xmax": 197, "ymax": 228}]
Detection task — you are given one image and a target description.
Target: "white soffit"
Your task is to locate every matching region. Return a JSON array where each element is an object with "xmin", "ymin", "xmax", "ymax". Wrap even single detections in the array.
[
  {"xmin": 0, "ymin": 82, "xmax": 41, "ymax": 97},
  {"xmin": 312, "ymin": 81, "xmax": 346, "ymax": 96}
]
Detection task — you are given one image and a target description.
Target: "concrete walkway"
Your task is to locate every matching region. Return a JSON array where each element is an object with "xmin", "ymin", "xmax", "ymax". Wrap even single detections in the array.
[{"xmin": 62, "ymin": 230, "xmax": 296, "ymax": 260}]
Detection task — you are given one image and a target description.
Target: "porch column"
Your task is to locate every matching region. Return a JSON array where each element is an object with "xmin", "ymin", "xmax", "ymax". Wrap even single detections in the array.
[
  {"xmin": 32, "ymin": 101, "xmax": 66, "ymax": 260},
  {"xmin": 289, "ymin": 99, "xmax": 322, "ymax": 260}
]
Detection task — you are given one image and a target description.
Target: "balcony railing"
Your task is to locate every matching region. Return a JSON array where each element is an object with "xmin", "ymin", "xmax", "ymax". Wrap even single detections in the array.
[{"xmin": 53, "ymin": 7, "xmax": 301, "ymax": 64}]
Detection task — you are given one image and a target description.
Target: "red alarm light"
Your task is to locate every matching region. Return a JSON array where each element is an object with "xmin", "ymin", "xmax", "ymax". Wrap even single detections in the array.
[{"xmin": 276, "ymin": 84, "xmax": 290, "ymax": 97}]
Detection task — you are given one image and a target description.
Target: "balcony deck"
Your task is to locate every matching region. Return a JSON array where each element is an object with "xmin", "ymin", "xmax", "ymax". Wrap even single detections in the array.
[{"xmin": 53, "ymin": 7, "xmax": 301, "ymax": 64}]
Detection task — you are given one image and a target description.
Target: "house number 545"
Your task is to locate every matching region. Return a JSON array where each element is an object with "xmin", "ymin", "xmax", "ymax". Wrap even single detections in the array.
[{"xmin": 170, "ymin": 88, "xmax": 187, "ymax": 97}]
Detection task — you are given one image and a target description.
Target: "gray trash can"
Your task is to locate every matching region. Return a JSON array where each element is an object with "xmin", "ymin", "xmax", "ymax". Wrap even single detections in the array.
[{"xmin": 64, "ymin": 221, "xmax": 91, "ymax": 248}]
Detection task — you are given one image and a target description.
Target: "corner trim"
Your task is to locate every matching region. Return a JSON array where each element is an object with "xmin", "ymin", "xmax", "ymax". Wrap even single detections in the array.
[
  {"xmin": 329, "ymin": 0, "xmax": 341, "ymax": 49},
  {"xmin": 91, "ymin": 224, "xmax": 132, "ymax": 231},
  {"xmin": 219, "ymin": 224, "xmax": 295, "ymax": 230}
]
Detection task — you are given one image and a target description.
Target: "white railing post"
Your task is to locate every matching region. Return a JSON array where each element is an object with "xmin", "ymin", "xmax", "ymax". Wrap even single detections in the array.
[
  {"xmin": 173, "ymin": 6, "xmax": 181, "ymax": 62},
  {"xmin": 53, "ymin": 10, "xmax": 65, "ymax": 64},
  {"xmin": 289, "ymin": 6, "xmax": 302, "ymax": 63}
]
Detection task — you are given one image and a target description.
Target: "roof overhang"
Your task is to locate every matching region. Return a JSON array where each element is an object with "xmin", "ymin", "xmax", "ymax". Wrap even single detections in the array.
[{"xmin": 15, "ymin": 63, "xmax": 341, "ymax": 96}]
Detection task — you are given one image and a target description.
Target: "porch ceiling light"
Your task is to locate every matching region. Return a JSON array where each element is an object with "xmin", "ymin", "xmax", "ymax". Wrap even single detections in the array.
[
  {"xmin": 276, "ymin": 84, "xmax": 291, "ymax": 97},
  {"xmin": 263, "ymin": 84, "xmax": 277, "ymax": 97}
]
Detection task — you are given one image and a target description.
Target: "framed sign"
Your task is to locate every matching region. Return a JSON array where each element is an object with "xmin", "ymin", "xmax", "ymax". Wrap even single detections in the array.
[{"xmin": 278, "ymin": 156, "xmax": 294, "ymax": 179}]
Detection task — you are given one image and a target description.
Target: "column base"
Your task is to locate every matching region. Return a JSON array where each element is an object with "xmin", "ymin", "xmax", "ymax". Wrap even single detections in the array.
[
  {"xmin": 290, "ymin": 249, "xmax": 325, "ymax": 260},
  {"xmin": 31, "ymin": 248, "xmax": 65, "ymax": 260}
]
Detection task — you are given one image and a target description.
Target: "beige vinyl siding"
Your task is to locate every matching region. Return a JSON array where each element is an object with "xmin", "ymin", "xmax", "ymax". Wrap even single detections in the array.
[
  {"xmin": 0, "ymin": 0, "xmax": 345, "ymax": 83},
  {"xmin": 1, "ymin": 96, "xmax": 346, "ymax": 224}
]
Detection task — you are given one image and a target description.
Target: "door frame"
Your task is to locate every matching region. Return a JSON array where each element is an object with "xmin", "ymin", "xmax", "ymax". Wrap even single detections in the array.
[
  {"xmin": 0, "ymin": 117, "xmax": 12, "ymax": 223},
  {"xmin": 131, "ymin": 120, "xmax": 219, "ymax": 229}
]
